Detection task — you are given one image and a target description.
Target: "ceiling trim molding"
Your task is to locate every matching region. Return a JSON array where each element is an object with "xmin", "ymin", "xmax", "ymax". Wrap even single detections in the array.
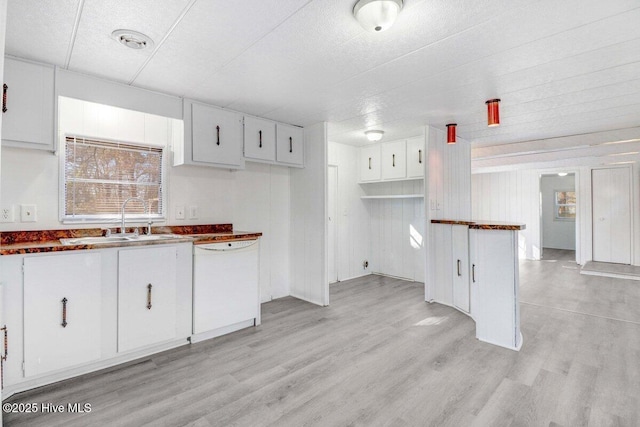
[{"xmin": 63, "ymin": 0, "xmax": 85, "ymax": 69}]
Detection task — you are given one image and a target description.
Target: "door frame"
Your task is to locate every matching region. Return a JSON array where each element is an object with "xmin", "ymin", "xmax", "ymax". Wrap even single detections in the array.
[
  {"xmin": 328, "ymin": 164, "xmax": 339, "ymax": 283},
  {"xmin": 538, "ymin": 170, "xmax": 580, "ymax": 263}
]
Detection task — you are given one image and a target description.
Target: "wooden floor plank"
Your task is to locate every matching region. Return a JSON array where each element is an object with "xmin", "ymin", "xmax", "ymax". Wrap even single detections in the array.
[{"xmin": 4, "ymin": 250, "xmax": 640, "ymax": 426}]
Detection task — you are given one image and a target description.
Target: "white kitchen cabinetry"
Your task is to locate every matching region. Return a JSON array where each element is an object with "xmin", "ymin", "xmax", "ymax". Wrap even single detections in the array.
[
  {"xmin": 1, "ymin": 57, "xmax": 55, "ymax": 151},
  {"xmin": 406, "ymin": 137, "xmax": 425, "ymax": 178},
  {"xmin": 175, "ymin": 99, "xmax": 244, "ymax": 169},
  {"xmin": 431, "ymin": 223, "xmax": 453, "ymax": 305},
  {"xmin": 469, "ymin": 228, "xmax": 522, "ymax": 350},
  {"xmin": 244, "ymin": 115, "xmax": 276, "ymax": 163},
  {"xmin": 118, "ymin": 246, "xmax": 177, "ymax": 353},
  {"xmin": 381, "ymin": 140, "xmax": 407, "ymax": 180},
  {"xmin": 359, "ymin": 144, "xmax": 381, "ymax": 182},
  {"xmin": 451, "ymin": 225, "xmax": 470, "ymax": 313},
  {"xmin": 23, "ymin": 252, "xmax": 102, "ymax": 377},
  {"xmin": 276, "ymin": 123, "xmax": 304, "ymax": 167}
]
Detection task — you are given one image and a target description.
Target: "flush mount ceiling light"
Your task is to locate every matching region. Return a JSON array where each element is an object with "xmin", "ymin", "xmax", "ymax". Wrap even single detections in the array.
[
  {"xmin": 365, "ymin": 130, "xmax": 384, "ymax": 141},
  {"xmin": 111, "ymin": 29, "xmax": 154, "ymax": 50},
  {"xmin": 446, "ymin": 123, "xmax": 457, "ymax": 144},
  {"xmin": 558, "ymin": 172, "xmax": 568, "ymax": 177},
  {"xmin": 353, "ymin": 0, "xmax": 403, "ymax": 32},
  {"xmin": 486, "ymin": 99, "xmax": 501, "ymax": 127}
]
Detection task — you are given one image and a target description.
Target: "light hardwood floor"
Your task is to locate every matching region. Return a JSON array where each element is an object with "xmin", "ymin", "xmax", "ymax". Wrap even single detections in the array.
[{"xmin": 4, "ymin": 256, "xmax": 640, "ymax": 426}]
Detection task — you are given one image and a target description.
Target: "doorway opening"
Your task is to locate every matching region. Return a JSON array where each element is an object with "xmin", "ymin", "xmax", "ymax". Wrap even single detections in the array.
[
  {"xmin": 328, "ymin": 165, "xmax": 338, "ymax": 284},
  {"xmin": 539, "ymin": 173, "xmax": 577, "ymax": 263}
]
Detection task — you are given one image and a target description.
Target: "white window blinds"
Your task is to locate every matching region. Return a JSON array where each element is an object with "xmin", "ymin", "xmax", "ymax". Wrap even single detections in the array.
[{"xmin": 64, "ymin": 136, "xmax": 165, "ymax": 220}]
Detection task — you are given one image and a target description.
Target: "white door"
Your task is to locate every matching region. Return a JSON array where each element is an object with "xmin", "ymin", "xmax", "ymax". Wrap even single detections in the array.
[
  {"xmin": 118, "ymin": 246, "xmax": 177, "ymax": 352},
  {"xmin": 592, "ymin": 167, "xmax": 631, "ymax": 264},
  {"xmin": 328, "ymin": 165, "xmax": 338, "ymax": 283}
]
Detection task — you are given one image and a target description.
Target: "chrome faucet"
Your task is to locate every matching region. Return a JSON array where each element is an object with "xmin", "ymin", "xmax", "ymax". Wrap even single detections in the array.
[{"xmin": 120, "ymin": 197, "xmax": 148, "ymax": 236}]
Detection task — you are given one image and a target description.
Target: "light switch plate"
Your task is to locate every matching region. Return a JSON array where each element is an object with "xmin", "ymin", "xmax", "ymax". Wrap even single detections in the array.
[
  {"xmin": 188, "ymin": 205, "xmax": 198, "ymax": 219},
  {"xmin": 175, "ymin": 205, "xmax": 185, "ymax": 220},
  {"xmin": 21, "ymin": 204, "xmax": 37, "ymax": 222}
]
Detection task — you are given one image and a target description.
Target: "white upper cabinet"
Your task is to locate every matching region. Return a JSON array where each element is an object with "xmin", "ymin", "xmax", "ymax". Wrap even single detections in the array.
[
  {"xmin": 244, "ymin": 115, "xmax": 276, "ymax": 163},
  {"xmin": 381, "ymin": 140, "xmax": 407, "ymax": 180},
  {"xmin": 276, "ymin": 123, "xmax": 304, "ymax": 167},
  {"xmin": 174, "ymin": 99, "xmax": 244, "ymax": 169},
  {"xmin": 23, "ymin": 252, "xmax": 102, "ymax": 377},
  {"xmin": 359, "ymin": 144, "xmax": 381, "ymax": 182},
  {"xmin": 406, "ymin": 137, "xmax": 425, "ymax": 178},
  {"xmin": 2, "ymin": 57, "xmax": 55, "ymax": 151}
]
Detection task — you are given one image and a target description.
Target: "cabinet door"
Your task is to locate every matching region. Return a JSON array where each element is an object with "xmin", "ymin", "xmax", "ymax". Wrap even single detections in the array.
[
  {"xmin": 23, "ymin": 252, "xmax": 102, "ymax": 377},
  {"xmin": 2, "ymin": 57, "xmax": 55, "ymax": 150},
  {"xmin": 470, "ymin": 229, "xmax": 520, "ymax": 349},
  {"xmin": 359, "ymin": 145, "xmax": 381, "ymax": 182},
  {"xmin": 244, "ymin": 116, "xmax": 276, "ymax": 162},
  {"xmin": 431, "ymin": 223, "xmax": 453, "ymax": 305},
  {"xmin": 381, "ymin": 140, "xmax": 407, "ymax": 180},
  {"xmin": 406, "ymin": 137, "xmax": 425, "ymax": 178},
  {"xmin": 118, "ymin": 246, "xmax": 177, "ymax": 352},
  {"xmin": 451, "ymin": 225, "xmax": 470, "ymax": 313},
  {"xmin": 191, "ymin": 102, "xmax": 243, "ymax": 167},
  {"xmin": 276, "ymin": 123, "xmax": 304, "ymax": 166}
]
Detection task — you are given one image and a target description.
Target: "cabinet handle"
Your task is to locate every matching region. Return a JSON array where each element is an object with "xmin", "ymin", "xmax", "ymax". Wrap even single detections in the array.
[
  {"xmin": 61, "ymin": 297, "xmax": 68, "ymax": 328},
  {"xmin": 368, "ymin": 157, "xmax": 372, "ymax": 170},
  {"xmin": 419, "ymin": 149, "xmax": 422, "ymax": 164},
  {"xmin": 457, "ymin": 259, "xmax": 461, "ymax": 277},
  {"xmin": 2, "ymin": 84, "xmax": 7, "ymax": 113},
  {"xmin": 147, "ymin": 283, "xmax": 153, "ymax": 310},
  {"xmin": 216, "ymin": 125, "xmax": 220, "ymax": 146},
  {"xmin": 289, "ymin": 136, "xmax": 293, "ymax": 153},
  {"xmin": 259, "ymin": 130, "xmax": 262, "ymax": 148},
  {"xmin": 1, "ymin": 325, "xmax": 7, "ymax": 361},
  {"xmin": 472, "ymin": 264, "xmax": 476, "ymax": 283},
  {"xmin": 392, "ymin": 154, "xmax": 395, "ymax": 167}
]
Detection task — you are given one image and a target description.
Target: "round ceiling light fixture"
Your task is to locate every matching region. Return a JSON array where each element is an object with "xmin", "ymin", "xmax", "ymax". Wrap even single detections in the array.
[
  {"xmin": 365, "ymin": 130, "xmax": 385, "ymax": 141},
  {"xmin": 111, "ymin": 29, "xmax": 154, "ymax": 50},
  {"xmin": 353, "ymin": 0, "xmax": 403, "ymax": 32},
  {"xmin": 558, "ymin": 172, "xmax": 568, "ymax": 177}
]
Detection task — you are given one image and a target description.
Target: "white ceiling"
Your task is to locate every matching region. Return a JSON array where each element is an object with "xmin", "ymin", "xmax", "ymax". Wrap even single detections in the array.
[{"xmin": 5, "ymin": 0, "xmax": 640, "ymax": 147}]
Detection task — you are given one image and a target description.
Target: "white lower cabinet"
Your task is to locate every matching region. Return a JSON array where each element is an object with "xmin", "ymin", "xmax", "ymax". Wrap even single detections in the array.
[
  {"xmin": 469, "ymin": 228, "xmax": 521, "ymax": 350},
  {"xmin": 431, "ymin": 223, "xmax": 453, "ymax": 305},
  {"xmin": 451, "ymin": 225, "xmax": 470, "ymax": 313},
  {"xmin": 118, "ymin": 246, "xmax": 177, "ymax": 352},
  {"xmin": 23, "ymin": 252, "xmax": 102, "ymax": 377}
]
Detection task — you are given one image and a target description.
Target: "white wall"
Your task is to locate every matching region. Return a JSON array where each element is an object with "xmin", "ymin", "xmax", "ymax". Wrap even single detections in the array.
[
  {"xmin": 0, "ymin": 97, "xmax": 291, "ymax": 301},
  {"xmin": 328, "ymin": 142, "xmax": 370, "ymax": 281},
  {"xmin": 471, "ymin": 170, "xmax": 541, "ymax": 260},
  {"xmin": 540, "ymin": 174, "xmax": 576, "ymax": 250},
  {"xmin": 290, "ymin": 122, "xmax": 328, "ymax": 306}
]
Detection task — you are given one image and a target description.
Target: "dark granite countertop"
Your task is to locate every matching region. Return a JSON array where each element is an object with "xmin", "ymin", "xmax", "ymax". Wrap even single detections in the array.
[
  {"xmin": 430, "ymin": 219, "xmax": 526, "ymax": 230},
  {"xmin": 0, "ymin": 224, "xmax": 262, "ymax": 255}
]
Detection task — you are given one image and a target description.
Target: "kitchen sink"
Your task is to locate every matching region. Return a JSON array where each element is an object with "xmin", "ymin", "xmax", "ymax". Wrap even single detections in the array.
[{"xmin": 60, "ymin": 234, "xmax": 186, "ymax": 246}]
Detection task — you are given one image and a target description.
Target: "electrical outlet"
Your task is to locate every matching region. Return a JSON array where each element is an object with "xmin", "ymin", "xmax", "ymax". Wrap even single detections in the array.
[
  {"xmin": 1, "ymin": 205, "xmax": 15, "ymax": 222},
  {"xmin": 20, "ymin": 204, "xmax": 37, "ymax": 222},
  {"xmin": 363, "ymin": 260, "xmax": 369, "ymax": 269},
  {"xmin": 188, "ymin": 206, "xmax": 198, "ymax": 220},
  {"xmin": 175, "ymin": 205, "xmax": 185, "ymax": 220}
]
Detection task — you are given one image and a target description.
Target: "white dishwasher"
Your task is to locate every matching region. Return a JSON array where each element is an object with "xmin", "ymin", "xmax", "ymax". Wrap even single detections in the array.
[{"xmin": 192, "ymin": 239, "xmax": 260, "ymax": 342}]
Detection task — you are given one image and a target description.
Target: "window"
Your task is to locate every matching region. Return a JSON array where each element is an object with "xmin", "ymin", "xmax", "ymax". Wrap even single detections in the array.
[
  {"xmin": 554, "ymin": 190, "xmax": 576, "ymax": 220},
  {"xmin": 63, "ymin": 136, "xmax": 165, "ymax": 221}
]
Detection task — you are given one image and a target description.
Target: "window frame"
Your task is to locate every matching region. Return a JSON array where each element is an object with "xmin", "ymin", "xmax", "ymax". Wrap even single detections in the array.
[
  {"xmin": 59, "ymin": 134, "xmax": 168, "ymax": 224},
  {"xmin": 554, "ymin": 189, "xmax": 576, "ymax": 221}
]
